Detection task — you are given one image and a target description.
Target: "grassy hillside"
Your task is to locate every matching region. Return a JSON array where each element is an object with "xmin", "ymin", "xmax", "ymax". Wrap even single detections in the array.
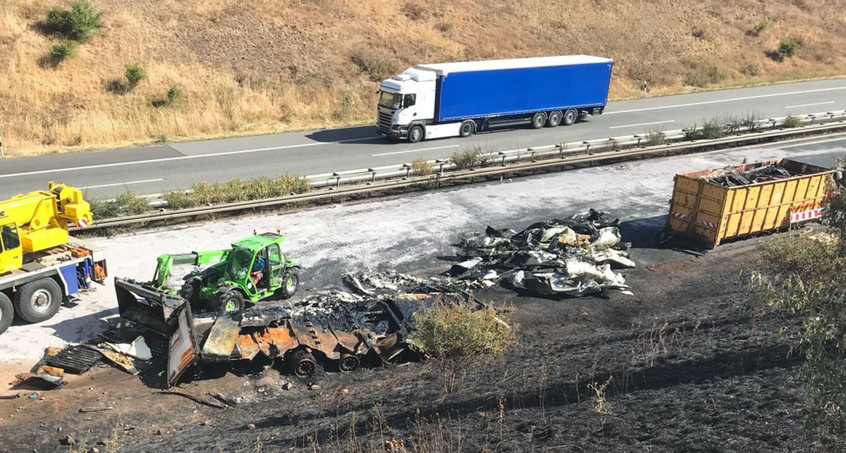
[{"xmin": 1, "ymin": 0, "xmax": 844, "ymax": 156}]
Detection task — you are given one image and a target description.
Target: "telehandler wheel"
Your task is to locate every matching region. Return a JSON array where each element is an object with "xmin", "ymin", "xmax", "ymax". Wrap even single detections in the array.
[
  {"xmin": 281, "ymin": 270, "xmax": 300, "ymax": 299},
  {"xmin": 14, "ymin": 278, "xmax": 62, "ymax": 323},
  {"xmin": 216, "ymin": 290, "xmax": 245, "ymax": 314},
  {"xmin": 292, "ymin": 350, "xmax": 317, "ymax": 377},
  {"xmin": 339, "ymin": 352, "xmax": 360, "ymax": 373},
  {"xmin": 0, "ymin": 293, "xmax": 13, "ymax": 335}
]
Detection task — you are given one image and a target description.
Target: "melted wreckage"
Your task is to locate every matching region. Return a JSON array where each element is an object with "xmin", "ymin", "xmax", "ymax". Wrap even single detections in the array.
[{"xmin": 28, "ymin": 211, "xmax": 633, "ymax": 387}]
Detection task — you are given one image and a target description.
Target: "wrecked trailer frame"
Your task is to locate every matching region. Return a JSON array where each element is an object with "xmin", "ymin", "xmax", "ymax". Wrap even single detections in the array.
[{"xmin": 115, "ymin": 278, "xmax": 428, "ymax": 387}]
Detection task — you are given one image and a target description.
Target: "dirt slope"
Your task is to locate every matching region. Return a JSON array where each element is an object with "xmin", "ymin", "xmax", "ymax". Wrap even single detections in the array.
[{"xmin": 1, "ymin": 0, "xmax": 844, "ymax": 155}]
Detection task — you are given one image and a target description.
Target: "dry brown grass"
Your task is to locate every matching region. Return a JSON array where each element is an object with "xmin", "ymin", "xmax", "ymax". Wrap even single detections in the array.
[{"xmin": 1, "ymin": 0, "xmax": 845, "ymax": 156}]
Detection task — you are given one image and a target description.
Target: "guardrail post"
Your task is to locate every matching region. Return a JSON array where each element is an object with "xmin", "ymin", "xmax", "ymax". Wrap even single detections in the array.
[
  {"xmin": 634, "ymin": 134, "xmax": 643, "ymax": 147},
  {"xmin": 498, "ymin": 151, "xmax": 506, "ymax": 166},
  {"xmin": 368, "ymin": 168, "xmax": 376, "ymax": 184},
  {"xmin": 402, "ymin": 163, "xmax": 411, "ymax": 179},
  {"xmin": 768, "ymin": 118, "xmax": 777, "ymax": 128},
  {"xmin": 436, "ymin": 159, "xmax": 445, "ymax": 174},
  {"xmin": 583, "ymin": 141, "xmax": 591, "ymax": 155},
  {"xmin": 333, "ymin": 172, "xmax": 341, "ymax": 188},
  {"xmin": 808, "ymin": 114, "xmax": 816, "ymax": 125},
  {"xmin": 827, "ymin": 112, "xmax": 835, "ymax": 120}
]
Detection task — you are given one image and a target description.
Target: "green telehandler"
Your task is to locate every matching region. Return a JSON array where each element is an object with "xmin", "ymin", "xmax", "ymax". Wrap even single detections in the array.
[{"xmin": 150, "ymin": 232, "xmax": 301, "ymax": 313}]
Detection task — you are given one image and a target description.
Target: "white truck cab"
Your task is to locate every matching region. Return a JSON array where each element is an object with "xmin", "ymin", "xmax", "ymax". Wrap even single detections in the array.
[{"xmin": 376, "ymin": 68, "xmax": 439, "ymax": 143}]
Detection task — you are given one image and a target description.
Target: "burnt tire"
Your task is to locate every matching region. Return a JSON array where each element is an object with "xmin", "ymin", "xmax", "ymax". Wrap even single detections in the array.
[
  {"xmin": 547, "ymin": 111, "xmax": 563, "ymax": 127},
  {"xmin": 216, "ymin": 290, "xmax": 244, "ymax": 314},
  {"xmin": 408, "ymin": 125, "xmax": 424, "ymax": 143},
  {"xmin": 281, "ymin": 270, "xmax": 299, "ymax": 299},
  {"xmin": 459, "ymin": 120, "xmax": 475, "ymax": 137},
  {"xmin": 531, "ymin": 112, "xmax": 546, "ymax": 129},
  {"xmin": 563, "ymin": 109, "xmax": 578, "ymax": 126},
  {"xmin": 14, "ymin": 278, "xmax": 62, "ymax": 323},
  {"xmin": 292, "ymin": 350, "xmax": 317, "ymax": 377},
  {"xmin": 339, "ymin": 353, "xmax": 360, "ymax": 372},
  {"xmin": 0, "ymin": 293, "xmax": 13, "ymax": 335}
]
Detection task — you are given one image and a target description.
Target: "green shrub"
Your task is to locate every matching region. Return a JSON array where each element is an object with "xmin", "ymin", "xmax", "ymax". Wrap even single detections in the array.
[
  {"xmin": 778, "ymin": 38, "xmax": 800, "ymax": 59},
  {"xmin": 152, "ymin": 85, "xmax": 183, "ymax": 108},
  {"xmin": 752, "ymin": 20, "xmax": 770, "ymax": 35},
  {"xmin": 782, "ymin": 114, "xmax": 802, "ymax": 128},
  {"xmin": 49, "ymin": 40, "xmax": 77, "ymax": 62},
  {"xmin": 411, "ymin": 158, "xmax": 433, "ymax": 175},
  {"xmin": 410, "ymin": 303, "xmax": 517, "ymax": 393},
  {"xmin": 450, "ymin": 146, "xmax": 483, "ymax": 169},
  {"xmin": 90, "ymin": 190, "xmax": 151, "ymax": 219},
  {"xmin": 683, "ymin": 67, "xmax": 727, "ymax": 88},
  {"xmin": 45, "ymin": 0, "xmax": 103, "ymax": 42},
  {"xmin": 162, "ymin": 174, "xmax": 311, "ymax": 209},
  {"xmin": 645, "ymin": 129, "xmax": 666, "ymax": 146},
  {"xmin": 124, "ymin": 63, "xmax": 147, "ymax": 89},
  {"xmin": 685, "ymin": 118, "xmax": 727, "ymax": 140},
  {"xmin": 741, "ymin": 63, "xmax": 761, "ymax": 76}
]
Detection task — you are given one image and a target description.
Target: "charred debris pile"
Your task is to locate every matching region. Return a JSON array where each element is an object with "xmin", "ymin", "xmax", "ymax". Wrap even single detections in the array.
[{"xmin": 702, "ymin": 162, "xmax": 803, "ymax": 187}]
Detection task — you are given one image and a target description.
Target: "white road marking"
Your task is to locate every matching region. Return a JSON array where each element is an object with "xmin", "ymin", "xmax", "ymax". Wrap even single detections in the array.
[
  {"xmin": 77, "ymin": 178, "xmax": 164, "ymax": 190},
  {"xmin": 370, "ymin": 145, "xmax": 460, "ymax": 157},
  {"xmin": 609, "ymin": 120, "xmax": 675, "ymax": 129},
  {"xmin": 784, "ymin": 101, "xmax": 836, "ymax": 109},
  {"xmin": 779, "ymin": 133, "xmax": 846, "ymax": 148},
  {"xmin": 604, "ymin": 86, "xmax": 846, "ymax": 115},
  {"xmin": 0, "ymin": 136, "xmax": 383, "ymax": 179}
]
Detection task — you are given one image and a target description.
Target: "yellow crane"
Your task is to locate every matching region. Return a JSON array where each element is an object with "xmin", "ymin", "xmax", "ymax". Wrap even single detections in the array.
[
  {"xmin": 0, "ymin": 183, "xmax": 105, "ymax": 335},
  {"xmin": 0, "ymin": 182, "xmax": 93, "ymax": 274}
]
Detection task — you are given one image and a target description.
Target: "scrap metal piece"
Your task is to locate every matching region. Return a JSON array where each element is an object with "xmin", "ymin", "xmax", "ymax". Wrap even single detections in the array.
[{"xmin": 42, "ymin": 345, "xmax": 103, "ymax": 375}]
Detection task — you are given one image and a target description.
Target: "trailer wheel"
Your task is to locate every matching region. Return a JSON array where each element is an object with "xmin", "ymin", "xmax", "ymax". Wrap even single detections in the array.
[
  {"xmin": 0, "ymin": 293, "xmax": 13, "ymax": 335},
  {"xmin": 216, "ymin": 290, "xmax": 244, "ymax": 314},
  {"xmin": 291, "ymin": 350, "xmax": 317, "ymax": 377},
  {"xmin": 459, "ymin": 120, "xmax": 475, "ymax": 137},
  {"xmin": 408, "ymin": 125, "xmax": 424, "ymax": 143},
  {"xmin": 531, "ymin": 113, "xmax": 546, "ymax": 129},
  {"xmin": 547, "ymin": 111, "xmax": 563, "ymax": 127},
  {"xmin": 339, "ymin": 352, "xmax": 360, "ymax": 372},
  {"xmin": 281, "ymin": 270, "xmax": 299, "ymax": 299},
  {"xmin": 563, "ymin": 109, "xmax": 578, "ymax": 126},
  {"xmin": 14, "ymin": 278, "xmax": 62, "ymax": 323}
]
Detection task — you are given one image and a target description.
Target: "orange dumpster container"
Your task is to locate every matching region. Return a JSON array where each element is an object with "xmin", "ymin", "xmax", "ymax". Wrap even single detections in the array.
[{"xmin": 666, "ymin": 158, "xmax": 835, "ymax": 247}]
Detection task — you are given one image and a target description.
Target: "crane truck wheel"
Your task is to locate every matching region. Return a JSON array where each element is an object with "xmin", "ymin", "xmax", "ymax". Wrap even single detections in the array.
[
  {"xmin": 0, "ymin": 293, "xmax": 13, "ymax": 335},
  {"xmin": 531, "ymin": 112, "xmax": 546, "ymax": 129},
  {"xmin": 281, "ymin": 270, "xmax": 300, "ymax": 299},
  {"xmin": 216, "ymin": 290, "xmax": 244, "ymax": 314},
  {"xmin": 15, "ymin": 278, "xmax": 63, "ymax": 323},
  {"xmin": 407, "ymin": 125, "xmax": 424, "ymax": 143},
  {"xmin": 562, "ymin": 109, "xmax": 578, "ymax": 126},
  {"xmin": 459, "ymin": 120, "xmax": 475, "ymax": 137},
  {"xmin": 547, "ymin": 111, "xmax": 563, "ymax": 127}
]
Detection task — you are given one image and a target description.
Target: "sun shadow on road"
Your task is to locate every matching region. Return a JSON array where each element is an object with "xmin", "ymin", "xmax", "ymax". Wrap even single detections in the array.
[{"xmin": 306, "ymin": 126, "xmax": 393, "ymax": 145}]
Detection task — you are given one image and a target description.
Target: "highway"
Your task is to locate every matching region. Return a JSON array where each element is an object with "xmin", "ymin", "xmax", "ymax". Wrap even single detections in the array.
[{"xmin": 1, "ymin": 78, "xmax": 845, "ymax": 199}]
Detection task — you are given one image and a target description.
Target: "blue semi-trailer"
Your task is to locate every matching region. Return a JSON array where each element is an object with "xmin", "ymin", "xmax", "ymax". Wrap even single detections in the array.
[{"xmin": 376, "ymin": 55, "xmax": 613, "ymax": 143}]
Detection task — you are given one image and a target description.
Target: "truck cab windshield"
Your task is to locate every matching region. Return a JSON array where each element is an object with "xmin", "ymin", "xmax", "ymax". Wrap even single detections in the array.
[
  {"xmin": 226, "ymin": 247, "xmax": 252, "ymax": 281},
  {"xmin": 378, "ymin": 91, "xmax": 401, "ymax": 109}
]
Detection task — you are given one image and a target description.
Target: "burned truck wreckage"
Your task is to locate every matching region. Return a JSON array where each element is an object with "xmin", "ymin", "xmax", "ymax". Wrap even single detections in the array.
[
  {"xmin": 449, "ymin": 209, "xmax": 636, "ymax": 297},
  {"xmin": 113, "ymin": 278, "xmax": 461, "ymax": 387}
]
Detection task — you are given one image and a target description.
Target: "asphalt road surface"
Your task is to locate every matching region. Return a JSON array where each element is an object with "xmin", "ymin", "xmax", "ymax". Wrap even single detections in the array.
[{"xmin": 1, "ymin": 78, "xmax": 844, "ymax": 199}]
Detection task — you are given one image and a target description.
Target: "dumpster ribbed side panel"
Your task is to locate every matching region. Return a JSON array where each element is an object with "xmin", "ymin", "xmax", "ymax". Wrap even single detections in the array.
[{"xmin": 667, "ymin": 158, "xmax": 834, "ymax": 247}]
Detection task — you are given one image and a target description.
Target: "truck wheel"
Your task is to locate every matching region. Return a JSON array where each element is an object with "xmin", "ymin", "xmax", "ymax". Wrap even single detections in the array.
[
  {"xmin": 459, "ymin": 120, "xmax": 475, "ymax": 137},
  {"xmin": 216, "ymin": 290, "xmax": 244, "ymax": 314},
  {"xmin": 291, "ymin": 349, "xmax": 317, "ymax": 377},
  {"xmin": 339, "ymin": 352, "xmax": 360, "ymax": 372},
  {"xmin": 547, "ymin": 111, "xmax": 563, "ymax": 127},
  {"xmin": 281, "ymin": 270, "xmax": 299, "ymax": 299},
  {"xmin": 0, "ymin": 293, "xmax": 13, "ymax": 335},
  {"xmin": 531, "ymin": 113, "xmax": 546, "ymax": 129},
  {"xmin": 14, "ymin": 278, "xmax": 62, "ymax": 323},
  {"xmin": 408, "ymin": 125, "xmax": 424, "ymax": 143},
  {"xmin": 563, "ymin": 109, "xmax": 578, "ymax": 126}
]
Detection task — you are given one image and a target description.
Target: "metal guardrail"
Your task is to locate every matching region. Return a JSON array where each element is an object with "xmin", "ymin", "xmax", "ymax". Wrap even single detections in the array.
[{"xmin": 77, "ymin": 111, "xmax": 846, "ymax": 231}]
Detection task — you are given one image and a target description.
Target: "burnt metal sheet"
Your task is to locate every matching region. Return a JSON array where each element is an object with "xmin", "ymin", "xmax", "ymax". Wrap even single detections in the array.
[{"xmin": 42, "ymin": 345, "xmax": 103, "ymax": 375}]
